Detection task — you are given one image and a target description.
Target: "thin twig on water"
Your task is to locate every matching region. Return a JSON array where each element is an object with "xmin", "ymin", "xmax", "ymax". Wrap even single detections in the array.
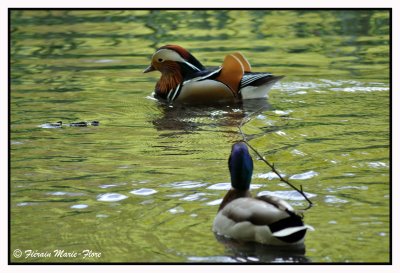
[{"xmin": 238, "ymin": 107, "xmax": 313, "ymax": 211}]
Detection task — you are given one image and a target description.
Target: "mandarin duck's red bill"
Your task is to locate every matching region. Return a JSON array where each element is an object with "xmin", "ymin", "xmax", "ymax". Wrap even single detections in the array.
[{"xmin": 144, "ymin": 44, "xmax": 284, "ymax": 104}]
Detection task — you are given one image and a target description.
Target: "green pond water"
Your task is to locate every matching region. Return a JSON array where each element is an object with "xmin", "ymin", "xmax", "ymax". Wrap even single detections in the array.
[{"xmin": 10, "ymin": 9, "xmax": 390, "ymax": 263}]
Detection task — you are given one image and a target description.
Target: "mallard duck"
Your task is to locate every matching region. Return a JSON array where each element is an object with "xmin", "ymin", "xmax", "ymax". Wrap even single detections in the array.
[
  {"xmin": 213, "ymin": 142, "xmax": 313, "ymax": 245},
  {"xmin": 143, "ymin": 45, "xmax": 284, "ymax": 104}
]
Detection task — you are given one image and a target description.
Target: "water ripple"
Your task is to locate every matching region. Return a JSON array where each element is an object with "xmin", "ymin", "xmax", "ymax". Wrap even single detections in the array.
[
  {"xmin": 97, "ymin": 193, "xmax": 128, "ymax": 202},
  {"xmin": 180, "ymin": 192, "xmax": 208, "ymax": 201},
  {"xmin": 168, "ymin": 206, "xmax": 185, "ymax": 214},
  {"xmin": 206, "ymin": 199, "xmax": 223, "ymax": 206},
  {"xmin": 255, "ymin": 172, "xmax": 286, "ymax": 180},
  {"xmin": 273, "ymin": 110, "xmax": 293, "ymax": 116},
  {"xmin": 130, "ymin": 188, "xmax": 157, "ymax": 196},
  {"xmin": 169, "ymin": 181, "xmax": 208, "ymax": 189},
  {"xmin": 324, "ymin": 195, "xmax": 348, "ymax": 204},
  {"xmin": 70, "ymin": 204, "xmax": 88, "ymax": 209},
  {"xmin": 290, "ymin": 170, "xmax": 318, "ymax": 180},
  {"xmin": 165, "ymin": 192, "xmax": 185, "ymax": 198},
  {"xmin": 282, "ymin": 80, "xmax": 389, "ymax": 93},
  {"xmin": 48, "ymin": 191, "xmax": 85, "ymax": 197},
  {"xmin": 210, "ymin": 110, "xmax": 228, "ymax": 117},
  {"xmin": 337, "ymin": 185, "xmax": 368, "ymax": 191},
  {"xmin": 367, "ymin": 162, "xmax": 388, "ymax": 168},
  {"xmin": 257, "ymin": 190, "xmax": 316, "ymax": 201},
  {"xmin": 291, "ymin": 149, "xmax": 306, "ymax": 156},
  {"xmin": 207, "ymin": 183, "xmax": 262, "ymax": 190},
  {"xmin": 16, "ymin": 202, "xmax": 36, "ymax": 207},
  {"xmin": 275, "ymin": 130, "xmax": 287, "ymax": 136},
  {"xmin": 39, "ymin": 122, "xmax": 62, "ymax": 129},
  {"xmin": 207, "ymin": 183, "xmax": 230, "ymax": 190},
  {"xmin": 330, "ymin": 86, "xmax": 388, "ymax": 92},
  {"xmin": 99, "ymin": 184, "xmax": 118, "ymax": 189},
  {"xmin": 187, "ymin": 256, "xmax": 237, "ymax": 263}
]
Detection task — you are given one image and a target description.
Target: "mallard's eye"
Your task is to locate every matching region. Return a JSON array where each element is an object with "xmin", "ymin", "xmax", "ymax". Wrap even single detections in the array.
[{"xmin": 158, "ymin": 58, "xmax": 164, "ymax": 62}]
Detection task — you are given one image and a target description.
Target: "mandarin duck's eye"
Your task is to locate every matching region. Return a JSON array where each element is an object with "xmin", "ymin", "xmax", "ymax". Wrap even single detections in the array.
[{"xmin": 158, "ymin": 58, "xmax": 164, "ymax": 62}]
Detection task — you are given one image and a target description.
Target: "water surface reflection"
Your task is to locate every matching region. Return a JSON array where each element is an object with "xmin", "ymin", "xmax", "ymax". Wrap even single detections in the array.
[
  {"xmin": 151, "ymin": 98, "xmax": 272, "ymax": 133},
  {"xmin": 206, "ymin": 234, "xmax": 309, "ymax": 263}
]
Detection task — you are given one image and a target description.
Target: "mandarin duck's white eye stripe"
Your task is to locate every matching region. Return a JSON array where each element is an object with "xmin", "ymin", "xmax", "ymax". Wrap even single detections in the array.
[
  {"xmin": 182, "ymin": 60, "xmax": 201, "ymax": 72},
  {"xmin": 153, "ymin": 49, "xmax": 202, "ymax": 71},
  {"xmin": 151, "ymin": 48, "xmax": 203, "ymax": 75}
]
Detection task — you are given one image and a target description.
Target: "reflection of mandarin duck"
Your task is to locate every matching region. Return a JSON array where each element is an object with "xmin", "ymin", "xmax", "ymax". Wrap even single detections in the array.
[
  {"xmin": 144, "ymin": 45, "xmax": 284, "ymax": 104},
  {"xmin": 213, "ymin": 142, "xmax": 313, "ymax": 246}
]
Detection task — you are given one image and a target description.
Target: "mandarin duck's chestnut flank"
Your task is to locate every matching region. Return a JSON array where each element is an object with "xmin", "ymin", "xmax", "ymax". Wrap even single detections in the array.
[
  {"xmin": 213, "ymin": 142, "xmax": 313, "ymax": 246},
  {"xmin": 144, "ymin": 45, "xmax": 284, "ymax": 104}
]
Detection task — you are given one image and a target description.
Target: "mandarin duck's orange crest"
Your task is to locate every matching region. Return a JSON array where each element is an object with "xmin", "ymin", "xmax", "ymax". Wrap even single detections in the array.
[{"xmin": 144, "ymin": 44, "xmax": 284, "ymax": 104}]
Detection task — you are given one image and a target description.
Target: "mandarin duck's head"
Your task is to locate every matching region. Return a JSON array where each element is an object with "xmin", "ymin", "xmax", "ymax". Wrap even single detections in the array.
[
  {"xmin": 228, "ymin": 142, "xmax": 254, "ymax": 191},
  {"xmin": 143, "ymin": 44, "xmax": 204, "ymax": 75},
  {"xmin": 143, "ymin": 45, "xmax": 205, "ymax": 97}
]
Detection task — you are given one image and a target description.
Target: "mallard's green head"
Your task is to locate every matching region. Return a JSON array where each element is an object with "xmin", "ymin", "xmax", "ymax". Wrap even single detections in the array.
[{"xmin": 228, "ymin": 142, "xmax": 253, "ymax": 190}]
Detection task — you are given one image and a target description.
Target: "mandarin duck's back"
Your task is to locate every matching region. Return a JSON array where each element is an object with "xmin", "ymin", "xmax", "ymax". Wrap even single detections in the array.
[
  {"xmin": 212, "ymin": 142, "xmax": 313, "ymax": 246},
  {"xmin": 144, "ymin": 45, "xmax": 284, "ymax": 104}
]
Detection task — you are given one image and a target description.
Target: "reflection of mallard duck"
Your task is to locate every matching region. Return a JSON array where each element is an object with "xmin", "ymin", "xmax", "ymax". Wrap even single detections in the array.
[
  {"xmin": 213, "ymin": 142, "xmax": 313, "ymax": 246},
  {"xmin": 214, "ymin": 233, "xmax": 310, "ymax": 263},
  {"xmin": 144, "ymin": 45, "xmax": 283, "ymax": 104}
]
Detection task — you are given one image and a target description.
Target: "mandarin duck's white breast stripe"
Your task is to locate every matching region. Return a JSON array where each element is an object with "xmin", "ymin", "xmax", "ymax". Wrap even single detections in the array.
[
  {"xmin": 167, "ymin": 84, "xmax": 182, "ymax": 102},
  {"xmin": 168, "ymin": 69, "xmax": 221, "ymax": 102},
  {"xmin": 167, "ymin": 88, "xmax": 174, "ymax": 101}
]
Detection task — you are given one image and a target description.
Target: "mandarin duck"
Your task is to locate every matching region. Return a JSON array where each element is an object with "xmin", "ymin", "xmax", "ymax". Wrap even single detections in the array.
[
  {"xmin": 144, "ymin": 45, "xmax": 284, "ymax": 104},
  {"xmin": 213, "ymin": 142, "xmax": 313, "ymax": 246}
]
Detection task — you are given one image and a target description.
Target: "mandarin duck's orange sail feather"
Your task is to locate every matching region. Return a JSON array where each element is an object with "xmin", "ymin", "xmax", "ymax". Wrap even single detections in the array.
[{"xmin": 215, "ymin": 54, "xmax": 244, "ymax": 95}]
